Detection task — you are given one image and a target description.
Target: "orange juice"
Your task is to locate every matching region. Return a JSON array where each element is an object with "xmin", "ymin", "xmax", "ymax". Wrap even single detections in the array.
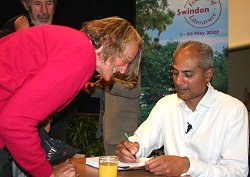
[{"xmin": 99, "ymin": 162, "xmax": 118, "ymax": 177}]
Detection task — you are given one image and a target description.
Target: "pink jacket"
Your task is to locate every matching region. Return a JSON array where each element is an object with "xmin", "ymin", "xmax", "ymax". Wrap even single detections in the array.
[{"xmin": 0, "ymin": 25, "xmax": 96, "ymax": 177}]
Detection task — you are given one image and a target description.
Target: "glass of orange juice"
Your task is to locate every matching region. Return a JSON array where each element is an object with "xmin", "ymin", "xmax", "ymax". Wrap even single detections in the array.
[{"xmin": 99, "ymin": 156, "xmax": 118, "ymax": 177}]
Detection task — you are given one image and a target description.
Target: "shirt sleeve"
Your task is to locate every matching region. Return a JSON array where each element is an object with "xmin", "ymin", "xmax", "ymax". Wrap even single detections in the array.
[{"xmin": 129, "ymin": 99, "xmax": 165, "ymax": 157}]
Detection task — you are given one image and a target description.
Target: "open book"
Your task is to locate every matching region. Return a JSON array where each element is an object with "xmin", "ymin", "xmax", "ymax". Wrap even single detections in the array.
[{"xmin": 86, "ymin": 157, "xmax": 151, "ymax": 170}]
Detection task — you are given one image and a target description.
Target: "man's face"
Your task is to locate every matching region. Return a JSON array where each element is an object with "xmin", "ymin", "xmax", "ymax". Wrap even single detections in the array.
[
  {"xmin": 24, "ymin": 0, "xmax": 54, "ymax": 25},
  {"xmin": 172, "ymin": 48, "xmax": 212, "ymax": 107}
]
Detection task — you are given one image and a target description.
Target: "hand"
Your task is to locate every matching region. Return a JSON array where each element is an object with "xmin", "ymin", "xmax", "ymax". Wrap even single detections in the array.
[
  {"xmin": 145, "ymin": 155, "xmax": 190, "ymax": 176},
  {"xmin": 41, "ymin": 117, "xmax": 52, "ymax": 133},
  {"xmin": 94, "ymin": 75, "xmax": 114, "ymax": 88},
  {"xmin": 115, "ymin": 140, "xmax": 139, "ymax": 163},
  {"xmin": 84, "ymin": 82, "xmax": 96, "ymax": 95},
  {"xmin": 14, "ymin": 16, "xmax": 30, "ymax": 31},
  {"xmin": 50, "ymin": 160, "xmax": 79, "ymax": 177}
]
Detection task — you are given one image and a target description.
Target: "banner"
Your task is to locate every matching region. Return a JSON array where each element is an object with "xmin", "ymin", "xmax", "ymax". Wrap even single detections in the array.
[
  {"xmin": 136, "ymin": 0, "xmax": 228, "ymax": 121},
  {"xmin": 150, "ymin": 0, "xmax": 228, "ymax": 53}
]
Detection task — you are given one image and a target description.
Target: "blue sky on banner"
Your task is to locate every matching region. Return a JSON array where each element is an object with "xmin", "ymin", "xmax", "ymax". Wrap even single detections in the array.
[{"xmin": 148, "ymin": 0, "xmax": 228, "ymax": 52}]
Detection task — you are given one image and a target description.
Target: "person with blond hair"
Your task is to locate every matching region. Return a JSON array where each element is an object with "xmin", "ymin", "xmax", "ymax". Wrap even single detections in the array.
[{"xmin": 0, "ymin": 16, "xmax": 142, "ymax": 177}]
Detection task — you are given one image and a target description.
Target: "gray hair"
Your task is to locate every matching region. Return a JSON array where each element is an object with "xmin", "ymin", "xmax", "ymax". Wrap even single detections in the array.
[
  {"xmin": 21, "ymin": 0, "xmax": 57, "ymax": 8},
  {"xmin": 173, "ymin": 40, "xmax": 214, "ymax": 71}
]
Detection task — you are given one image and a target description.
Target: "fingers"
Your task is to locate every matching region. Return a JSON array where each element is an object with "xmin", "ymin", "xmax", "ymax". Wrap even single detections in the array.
[
  {"xmin": 53, "ymin": 161, "xmax": 79, "ymax": 177},
  {"xmin": 95, "ymin": 75, "xmax": 101, "ymax": 79},
  {"xmin": 154, "ymin": 170, "xmax": 161, "ymax": 176},
  {"xmin": 127, "ymin": 141, "xmax": 139, "ymax": 155},
  {"xmin": 145, "ymin": 157, "xmax": 161, "ymax": 174},
  {"xmin": 14, "ymin": 16, "xmax": 29, "ymax": 31},
  {"xmin": 94, "ymin": 80, "xmax": 103, "ymax": 88},
  {"xmin": 40, "ymin": 117, "xmax": 52, "ymax": 133},
  {"xmin": 95, "ymin": 76, "xmax": 106, "ymax": 88},
  {"xmin": 95, "ymin": 75, "xmax": 114, "ymax": 87},
  {"xmin": 64, "ymin": 160, "xmax": 80, "ymax": 177},
  {"xmin": 145, "ymin": 156, "xmax": 188, "ymax": 176},
  {"xmin": 115, "ymin": 141, "xmax": 139, "ymax": 162},
  {"xmin": 84, "ymin": 82, "xmax": 95, "ymax": 94}
]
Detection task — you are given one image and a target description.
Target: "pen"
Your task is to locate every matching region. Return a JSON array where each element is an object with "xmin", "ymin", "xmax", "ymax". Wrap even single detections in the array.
[
  {"xmin": 124, "ymin": 132, "xmax": 137, "ymax": 159},
  {"xmin": 124, "ymin": 132, "xmax": 130, "ymax": 142}
]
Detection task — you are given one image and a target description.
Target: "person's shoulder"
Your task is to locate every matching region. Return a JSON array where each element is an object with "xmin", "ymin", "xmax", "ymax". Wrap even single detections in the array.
[
  {"xmin": 215, "ymin": 90, "xmax": 245, "ymax": 108},
  {"xmin": 156, "ymin": 93, "xmax": 179, "ymax": 105},
  {"xmin": 161, "ymin": 93, "xmax": 178, "ymax": 100},
  {"xmin": 150, "ymin": 94, "xmax": 180, "ymax": 113},
  {"xmin": 213, "ymin": 90, "xmax": 248, "ymax": 124}
]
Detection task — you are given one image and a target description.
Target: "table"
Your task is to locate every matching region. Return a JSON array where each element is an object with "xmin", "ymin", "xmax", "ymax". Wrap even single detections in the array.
[{"xmin": 70, "ymin": 158, "xmax": 190, "ymax": 177}]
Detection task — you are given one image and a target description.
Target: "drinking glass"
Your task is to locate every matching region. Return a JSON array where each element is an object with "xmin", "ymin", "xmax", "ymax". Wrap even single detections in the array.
[{"xmin": 99, "ymin": 156, "xmax": 118, "ymax": 177}]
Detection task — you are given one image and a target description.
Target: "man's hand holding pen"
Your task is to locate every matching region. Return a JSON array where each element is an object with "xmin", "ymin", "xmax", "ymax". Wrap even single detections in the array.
[{"xmin": 115, "ymin": 140, "xmax": 140, "ymax": 163}]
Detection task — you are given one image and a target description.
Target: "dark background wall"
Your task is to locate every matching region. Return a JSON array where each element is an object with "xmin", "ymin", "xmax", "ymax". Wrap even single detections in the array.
[
  {"xmin": 1, "ymin": 0, "xmax": 136, "ymax": 29},
  {"xmin": 1, "ymin": 0, "xmax": 135, "ymax": 113}
]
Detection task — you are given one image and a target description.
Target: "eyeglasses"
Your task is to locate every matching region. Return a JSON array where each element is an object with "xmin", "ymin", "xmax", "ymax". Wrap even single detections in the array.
[
  {"xmin": 120, "ymin": 54, "xmax": 134, "ymax": 64},
  {"xmin": 120, "ymin": 50, "xmax": 142, "ymax": 65}
]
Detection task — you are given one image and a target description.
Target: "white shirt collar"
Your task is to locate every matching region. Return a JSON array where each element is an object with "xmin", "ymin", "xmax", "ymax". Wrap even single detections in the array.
[{"xmin": 179, "ymin": 82, "xmax": 216, "ymax": 111}]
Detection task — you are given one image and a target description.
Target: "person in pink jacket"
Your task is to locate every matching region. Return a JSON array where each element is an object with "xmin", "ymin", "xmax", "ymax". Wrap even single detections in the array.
[{"xmin": 0, "ymin": 16, "xmax": 142, "ymax": 177}]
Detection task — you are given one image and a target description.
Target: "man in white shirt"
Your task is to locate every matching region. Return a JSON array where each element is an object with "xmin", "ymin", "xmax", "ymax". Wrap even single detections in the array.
[{"xmin": 116, "ymin": 40, "xmax": 249, "ymax": 177}]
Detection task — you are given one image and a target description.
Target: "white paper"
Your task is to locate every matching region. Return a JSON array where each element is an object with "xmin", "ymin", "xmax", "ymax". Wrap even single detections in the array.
[{"xmin": 86, "ymin": 157, "xmax": 151, "ymax": 170}]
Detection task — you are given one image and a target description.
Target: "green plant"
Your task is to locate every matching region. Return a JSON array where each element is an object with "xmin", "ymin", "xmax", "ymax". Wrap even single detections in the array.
[{"xmin": 67, "ymin": 115, "xmax": 105, "ymax": 157}]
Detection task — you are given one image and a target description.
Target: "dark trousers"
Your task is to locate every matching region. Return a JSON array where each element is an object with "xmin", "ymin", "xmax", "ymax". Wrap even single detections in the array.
[{"xmin": 0, "ymin": 148, "xmax": 12, "ymax": 177}]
